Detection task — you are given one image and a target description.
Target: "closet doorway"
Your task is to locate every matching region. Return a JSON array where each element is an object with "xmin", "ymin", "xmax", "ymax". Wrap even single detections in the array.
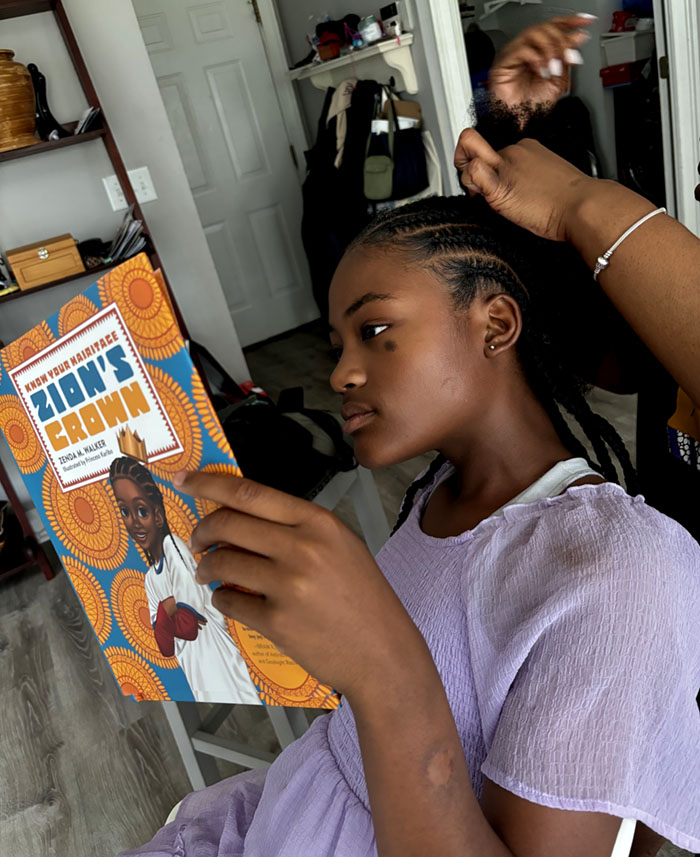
[
  {"xmin": 432, "ymin": 0, "xmax": 700, "ymax": 237},
  {"xmin": 131, "ymin": 0, "xmax": 318, "ymax": 347}
]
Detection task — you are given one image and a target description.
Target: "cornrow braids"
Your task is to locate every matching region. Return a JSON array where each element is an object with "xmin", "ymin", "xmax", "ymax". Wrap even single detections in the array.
[
  {"xmin": 108, "ymin": 456, "xmax": 188, "ymax": 568},
  {"xmin": 391, "ymin": 454, "xmax": 446, "ymax": 537},
  {"xmin": 349, "ymin": 196, "xmax": 638, "ymax": 535}
]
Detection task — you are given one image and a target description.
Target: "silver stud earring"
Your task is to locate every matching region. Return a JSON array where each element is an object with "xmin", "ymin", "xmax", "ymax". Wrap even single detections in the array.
[{"xmin": 488, "ymin": 344, "xmax": 496, "ymax": 351}]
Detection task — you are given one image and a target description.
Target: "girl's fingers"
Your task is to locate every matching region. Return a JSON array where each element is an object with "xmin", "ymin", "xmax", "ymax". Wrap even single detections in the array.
[
  {"xmin": 195, "ymin": 543, "xmax": 272, "ymax": 592},
  {"xmin": 175, "ymin": 470, "xmax": 311, "ymax": 526},
  {"xmin": 454, "ymin": 127, "xmax": 501, "ymax": 173},
  {"xmin": 190, "ymin": 505, "xmax": 294, "ymax": 557},
  {"xmin": 211, "ymin": 585, "xmax": 268, "ymax": 633}
]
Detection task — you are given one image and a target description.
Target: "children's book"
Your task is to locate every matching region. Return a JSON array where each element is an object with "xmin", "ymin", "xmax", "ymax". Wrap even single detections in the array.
[{"xmin": 0, "ymin": 255, "xmax": 339, "ymax": 708}]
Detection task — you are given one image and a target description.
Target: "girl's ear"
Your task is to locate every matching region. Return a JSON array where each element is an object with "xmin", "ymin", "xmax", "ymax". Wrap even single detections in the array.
[
  {"xmin": 155, "ymin": 506, "xmax": 165, "ymax": 530},
  {"xmin": 483, "ymin": 294, "xmax": 522, "ymax": 356}
]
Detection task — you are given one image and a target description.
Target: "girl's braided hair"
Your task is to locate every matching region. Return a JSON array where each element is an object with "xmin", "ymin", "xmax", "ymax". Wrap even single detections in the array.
[
  {"xmin": 345, "ymin": 196, "xmax": 637, "ymax": 535},
  {"xmin": 109, "ymin": 456, "xmax": 187, "ymax": 567}
]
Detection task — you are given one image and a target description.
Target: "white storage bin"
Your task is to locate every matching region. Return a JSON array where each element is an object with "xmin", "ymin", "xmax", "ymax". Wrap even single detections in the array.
[{"xmin": 600, "ymin": 31, "xmax": 655, "ymax": 66}]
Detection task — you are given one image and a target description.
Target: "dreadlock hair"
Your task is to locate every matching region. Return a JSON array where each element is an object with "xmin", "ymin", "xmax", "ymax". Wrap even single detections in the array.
[
  {"xmin": 344, "ymin": 195, "xmax": 638, "ymax": 536},
  {"xmin": 109, "ymin": 456, "xmax": 187, "ymax": 567}
]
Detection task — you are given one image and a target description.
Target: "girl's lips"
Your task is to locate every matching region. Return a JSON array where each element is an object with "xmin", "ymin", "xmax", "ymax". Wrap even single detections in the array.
[
  {"xmin": 343, "ymin": 411, "xmax": 376, "ymax": 434},
  {"xmin": 133, "ymin": 532, "xmax": 148, "ymax": 542}
]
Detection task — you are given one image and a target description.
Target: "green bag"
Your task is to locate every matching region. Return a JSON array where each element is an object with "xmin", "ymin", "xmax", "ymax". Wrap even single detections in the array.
[{"xmin": 363, "ymin": 101, "xmax": 395, "ymax": 201}]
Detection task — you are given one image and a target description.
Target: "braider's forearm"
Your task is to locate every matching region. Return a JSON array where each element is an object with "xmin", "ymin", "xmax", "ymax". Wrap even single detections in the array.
[
  {"xmin": 567, "ymin": 181, "xmax": 700, "ymax": 405},
  {"xmin": 348, "ymin": 641, "xmax": 513, "ymax": 857}
]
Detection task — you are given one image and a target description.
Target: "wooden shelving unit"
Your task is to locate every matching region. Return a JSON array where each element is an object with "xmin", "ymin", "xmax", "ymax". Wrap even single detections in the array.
[
  {"xmin": 0, "ymin": 0, "xmax": 185, "ymax": 581},
  {"xmin": 0, "ymin": 259, "xmax": 131, "ymax": 304},
  {"xmin": 0, "ymin": 124, "xmax": 105, "ymax": 164}
]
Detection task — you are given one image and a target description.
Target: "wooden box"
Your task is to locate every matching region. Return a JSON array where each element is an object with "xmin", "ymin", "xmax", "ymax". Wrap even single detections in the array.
[{"xmin": 6, "ymin": 234, "xmax": 85, "ymax": 290}]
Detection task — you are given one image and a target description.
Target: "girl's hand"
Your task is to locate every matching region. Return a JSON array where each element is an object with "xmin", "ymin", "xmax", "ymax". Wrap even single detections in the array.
[
  {"xmin": 489, "ymin": 15, "xmax": 595, "ymax": 109},
  {"xmin": 175, "ymin": 471, "xmax": 422, "ymax": 698},
  {"xmin": 454, "ymin": 129, "xmax": 597, "ymax": 242}
]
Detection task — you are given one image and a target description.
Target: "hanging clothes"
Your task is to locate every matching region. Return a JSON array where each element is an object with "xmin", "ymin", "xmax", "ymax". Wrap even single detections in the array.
[
  {"xmin": 301, "ymin": 80, "xmax": 382, "ymax": 320},
  {"xmin": 326, "ymin": 77, "xmax": 358, "ymax": 168}
]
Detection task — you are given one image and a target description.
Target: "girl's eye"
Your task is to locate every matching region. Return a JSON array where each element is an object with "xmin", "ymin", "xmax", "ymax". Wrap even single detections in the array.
[
  {"xmin": 361, "ymin": 323, "xmax": 389, "ymax": 342},
  {"xmin": 136, "ymin": 506, "xmax": 149, "ymax": 519},
  {"xmin": 119, "ymin": 507, "xmax": 129, "ymax": 519}
]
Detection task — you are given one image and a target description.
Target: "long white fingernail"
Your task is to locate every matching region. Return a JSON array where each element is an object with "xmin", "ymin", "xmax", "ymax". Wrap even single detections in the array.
[
  {"xmin": 549, "ymin": 57, "xmax": 563, "ymax": 77},
  {"xmin": 564, "ymin": 48, "xmax": 584, "ymax": 65},
  {"xmin": 578, "ymin": 12, "xmax": 598, "ymax": 20}
]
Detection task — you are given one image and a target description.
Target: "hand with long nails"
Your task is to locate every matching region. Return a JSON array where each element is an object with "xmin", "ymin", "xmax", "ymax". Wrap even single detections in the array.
[{"xmin": 488, "ymin": 14, "xmax": 596, "ymax": 111}]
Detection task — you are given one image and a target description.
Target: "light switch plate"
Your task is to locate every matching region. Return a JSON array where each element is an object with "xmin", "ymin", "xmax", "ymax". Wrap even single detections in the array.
[
  {"xmin": 128, "ymin": 166, "xmax": 158, "ymax": 203},
  {"xmin": 102, "ymin": 175, "xmax": 128, "ymax": 211}
]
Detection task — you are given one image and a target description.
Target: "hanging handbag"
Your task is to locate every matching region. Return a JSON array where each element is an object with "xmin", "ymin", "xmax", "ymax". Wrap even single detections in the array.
[
  {"xmin": 363, "ymin": 103, "xmax": 395, "ymax": 200},
  {"xmin": 383, "ymin": 89, "xmax": 429, "ymax": 200},
  {"xmin": 364, "ymin": 92, "xmax": 429, "ymax": 202}
]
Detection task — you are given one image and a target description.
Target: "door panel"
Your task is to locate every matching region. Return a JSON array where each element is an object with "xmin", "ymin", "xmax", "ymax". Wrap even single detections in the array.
[
  {"xmin": 653, "ymin": 0, "xmax": 700, "ymax": 236},
  {"xmin": 134, "ymin": 0, "xmax": 318, "ymax": 346}
]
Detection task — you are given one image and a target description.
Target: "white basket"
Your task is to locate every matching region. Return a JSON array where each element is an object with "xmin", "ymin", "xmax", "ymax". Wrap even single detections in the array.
[{"xmin": 600, "ymin": 31, "xmax": 655, "ymax": 66}]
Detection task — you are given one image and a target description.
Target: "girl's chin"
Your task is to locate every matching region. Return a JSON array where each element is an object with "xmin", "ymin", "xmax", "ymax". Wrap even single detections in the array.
[{"xmin": 353, "ymin": 438, "xmax": 411, "ymax": 471}]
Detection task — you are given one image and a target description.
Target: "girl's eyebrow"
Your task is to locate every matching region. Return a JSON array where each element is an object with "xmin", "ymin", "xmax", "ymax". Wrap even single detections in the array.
[
  {"xmin": 329, "ymin": 292, "xmax": 397, "ymax": 335},
  {"xmin": 344, "ymin": 292, "xmax": 395, "ymax": 318}
]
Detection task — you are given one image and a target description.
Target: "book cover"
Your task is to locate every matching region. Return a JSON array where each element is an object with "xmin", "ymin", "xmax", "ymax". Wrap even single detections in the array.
[{"xmin": 0, "ymin": 255, "xmax": 339, "ymax": 709}]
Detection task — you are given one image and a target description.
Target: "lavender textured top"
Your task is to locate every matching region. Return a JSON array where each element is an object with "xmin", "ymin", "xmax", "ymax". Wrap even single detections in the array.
[{"xmin": 121, "ymin": 465, "xmax": 700, "ymax": 856}]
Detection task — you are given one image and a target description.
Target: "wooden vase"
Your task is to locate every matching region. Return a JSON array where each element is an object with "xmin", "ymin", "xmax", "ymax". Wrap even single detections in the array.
[{"xmin": 0, "ymin": 49, "xmax": 38, "ymax": 154}]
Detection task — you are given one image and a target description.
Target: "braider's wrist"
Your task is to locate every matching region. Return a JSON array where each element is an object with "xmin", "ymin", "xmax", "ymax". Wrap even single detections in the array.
[{"xmin": 564, "ymin": 179, "xmax": 653, "ymax": 256}]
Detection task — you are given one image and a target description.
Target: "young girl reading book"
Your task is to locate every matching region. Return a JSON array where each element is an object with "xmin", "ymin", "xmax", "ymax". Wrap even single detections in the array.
[
  {"xmin": 120, "ymin": 192, "xmax": 700, "ymax": 857},
  {"xmin": 109, "ymin": 456, "xmax": 260, "ymax": 705}
]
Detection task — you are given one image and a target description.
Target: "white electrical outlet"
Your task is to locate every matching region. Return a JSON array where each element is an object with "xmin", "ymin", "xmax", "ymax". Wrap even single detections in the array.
[
  {"xmin": 128, "ymin": 166, "xmax": 158, "ymax": 203},
  {"xmin": 102, "ymin": 175, "xmax": 128, "ymax": 211}
]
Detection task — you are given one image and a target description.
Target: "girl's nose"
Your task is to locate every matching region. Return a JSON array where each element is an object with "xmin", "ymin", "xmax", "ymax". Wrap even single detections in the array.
[{"xmin": 330, "ymin": 354, "xmax": 367, "ymax": 393}]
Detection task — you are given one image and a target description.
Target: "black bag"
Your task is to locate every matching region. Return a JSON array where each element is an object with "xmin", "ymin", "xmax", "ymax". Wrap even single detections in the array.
[
  {"xmin": 218, "ymin": 388, "xmax": 356, "ymax": 500},
  {"xmin": 364, "ymin": 91, "xmax": 429, "ymax": 201},
  {"xmin": 189, "ymin": 342, "xmax": 356, "ymax": 500}
]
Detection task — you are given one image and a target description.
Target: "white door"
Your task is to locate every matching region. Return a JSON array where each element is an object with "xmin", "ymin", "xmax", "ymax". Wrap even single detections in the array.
[
  {"xmin": 133, "ymin": 0, "xmax": 319, "ymax": 346},
  {"xmin": 653, "ymin": 0, "xmax": 700, "ymax": 237}
]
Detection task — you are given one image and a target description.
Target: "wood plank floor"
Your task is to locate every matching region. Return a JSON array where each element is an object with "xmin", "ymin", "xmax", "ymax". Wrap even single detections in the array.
[{"xmin": 0, "ymin": 322, "xmax": 691, "ymax": 857}]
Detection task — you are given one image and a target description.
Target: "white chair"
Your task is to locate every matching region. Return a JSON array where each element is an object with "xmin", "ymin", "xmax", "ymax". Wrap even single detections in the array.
[
  {"xmin": 611, "ymin": 818, "xmax": 637, "ymax": 857},
  {"xmin": 162, "ymin": 465, "xmax": 390, "ymax": 791}
]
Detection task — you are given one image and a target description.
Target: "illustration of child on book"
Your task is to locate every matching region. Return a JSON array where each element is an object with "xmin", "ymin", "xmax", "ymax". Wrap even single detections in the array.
[{"xmin": 108, "ymin": 453, "xmax": 261, "ymax": 704}]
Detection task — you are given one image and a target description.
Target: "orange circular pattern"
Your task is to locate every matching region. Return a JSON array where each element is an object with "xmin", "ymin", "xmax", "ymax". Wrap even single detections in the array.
[
  {"xmin": 226, "ymin": 620, "xmax": 339, "ymax": 709},
  {"xmin": 194, "ymin": 462, "xmax": 242, "ymax": 519},
  {"xmin": 98, "ymin": 258, "xmax": 180, "ymax": 361},
  {"xmin": 104, "ymin": 647, "xmax": 169, "ymax": 701},
  {"xmin": 191, "ymin": 369, "xmax": 231, "ymax": 457},
  {"xmin": 43, "ymin": 470, "xmax": 128, "ymax": 569},
  {"xmin": 63, "ymin": 556, "xmax": 112, "ymax": 645},
  {"xmin": 0, "ymin": 396, "xmax": 44, "ymax": 473},
  {"xmin": 111, "ymin": 569, "xmax": 178, "ymax": 669},
  {"xmin": 57, "ymin": 294, "xmax": 99, "ymax": 335},
  {"xmin": 2, "ymin": 321, "xmax": 54, "ymax": 371},
  {"xmin": 146, "ymin": 365, "xmax": 203, "ymax": 477}
]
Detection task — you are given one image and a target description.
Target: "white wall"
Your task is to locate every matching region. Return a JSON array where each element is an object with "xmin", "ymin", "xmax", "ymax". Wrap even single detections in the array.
[{"xmin": 0, "ymin": 0, "xmax": 252, "ymax": 534}]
